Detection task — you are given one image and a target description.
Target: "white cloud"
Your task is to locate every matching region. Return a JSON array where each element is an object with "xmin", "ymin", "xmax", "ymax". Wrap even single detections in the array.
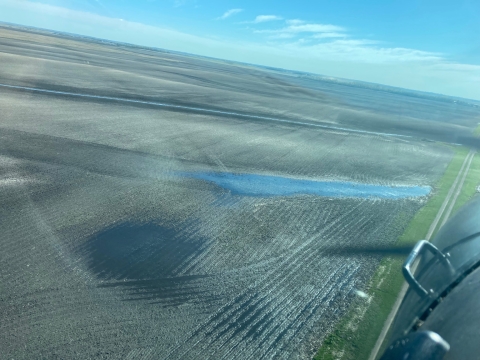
[
  {"xmin": 312, "ymin": 32, "xmax": 348, "ymax": 39},
  {"xmin": 272, "ymin": 38, "xmax": 443, "ymax": 64},
  {"xmin": 266, "ymin": 33, "xmax": 296, "ymax": 40},
  {"xmin": 257, "ymin": 22, "xmax": 346, "ymax": 39},
  {"xmin": 254, "ymin": 20, "xmax": 441, "ymax": 63},
  {"xmin": 285, "ymin": 23, "xmax": 345, "ymax": 33},
  {"xmin": 218, "ymin": 8, "xmax": 243, "ymax": 20},
  {"xmin": 253, "ymin": 15, "xmax": 283, "ymax": 23}
]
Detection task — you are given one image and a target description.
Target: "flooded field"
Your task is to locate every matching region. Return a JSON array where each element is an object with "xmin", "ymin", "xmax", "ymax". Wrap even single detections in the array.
[{"xmin": 179, "ymin": 171, "xmax": 431, "ymax": 198}]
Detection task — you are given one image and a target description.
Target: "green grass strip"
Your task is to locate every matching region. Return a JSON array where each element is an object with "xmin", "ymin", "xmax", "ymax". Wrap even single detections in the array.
[
  {"xmin": 314, "ymin": 146, "xmax": 470, "ymax": 360},
  {"xmin": 474, "ymin": 124, "xmax": 480, "ymax": 137},
  {"xmin": 451, "ymin": 152, "xmax": 480, "ymax": 214}
]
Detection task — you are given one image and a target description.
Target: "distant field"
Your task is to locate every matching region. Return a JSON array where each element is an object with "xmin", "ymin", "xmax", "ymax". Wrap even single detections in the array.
[{"xmin": 1, "ymin": 25, "xmax": 479, "ymax": 359}]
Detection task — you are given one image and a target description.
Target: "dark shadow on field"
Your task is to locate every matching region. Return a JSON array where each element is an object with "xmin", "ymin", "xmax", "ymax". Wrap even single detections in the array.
[
  {"xmin": 81, "ymin": 222, "xmax": 207, "ymax": 280},
  {"xmin": 79, "ymin": 221, "xmax": 214, "ymax": 305},
  {"xmin": 80, "ymin": 221, "xmax": 204, "ymax": 273}
]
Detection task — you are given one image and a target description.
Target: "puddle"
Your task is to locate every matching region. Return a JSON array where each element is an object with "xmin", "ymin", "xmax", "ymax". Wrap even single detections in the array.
[{"xmin": 180, "ymin": 172, "xmax": 430, "ymax": 199}]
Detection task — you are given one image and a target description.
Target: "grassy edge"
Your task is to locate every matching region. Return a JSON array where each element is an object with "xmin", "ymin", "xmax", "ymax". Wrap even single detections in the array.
[
  {"xmin": 314, "ymin": 146, "xmax": 470, "ymax": 360},
  {"xmin": 474, "ymin": 124, "xmax": 480, "ymax": 137},
  {"xmin": 451, "ymin": 152, "xmax": 480, "ymax": 214}
]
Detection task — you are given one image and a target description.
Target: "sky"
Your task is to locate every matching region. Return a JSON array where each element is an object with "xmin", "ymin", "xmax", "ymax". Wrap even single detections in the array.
[{"xmin": 1, "ymin": 0, "xmax": 480, "ymax": 100}]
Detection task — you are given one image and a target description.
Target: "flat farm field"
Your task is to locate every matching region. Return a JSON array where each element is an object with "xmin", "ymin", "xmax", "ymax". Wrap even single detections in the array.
[{"xmin": 1, "ymin": 25, "xmax": 479, "ymax": 359}]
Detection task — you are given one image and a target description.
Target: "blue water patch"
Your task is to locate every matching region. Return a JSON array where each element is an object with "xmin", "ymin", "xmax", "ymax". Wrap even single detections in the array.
[{"xmin": 180, "ymin": 172, "xmax": 431, "ymax": 199}]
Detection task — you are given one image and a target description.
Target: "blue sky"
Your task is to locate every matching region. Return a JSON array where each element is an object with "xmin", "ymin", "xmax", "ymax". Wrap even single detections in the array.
[{"xmin": 1, "ymin": 0, "xmax": 479, "ymax": 100}]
